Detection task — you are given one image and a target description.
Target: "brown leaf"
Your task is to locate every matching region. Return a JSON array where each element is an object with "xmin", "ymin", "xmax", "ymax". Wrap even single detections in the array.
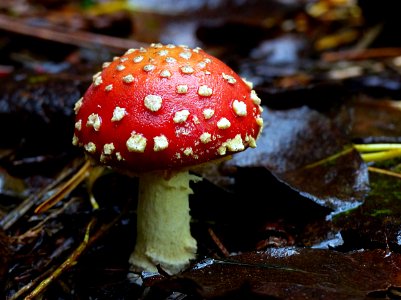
[
  {"xmin": 349, "ymin": 95, "xmax": 401, "ymax": 142},
  {"xmin": 153, "ymin": 248, "xmax": 401, "ymax": 300},
  {"xmin": 225, "ymin": 106, "xmax": 369, "ymax": 213},
  {"xmin": 333, "ymin": 170, "xmax": 401, "ymax": 249}
]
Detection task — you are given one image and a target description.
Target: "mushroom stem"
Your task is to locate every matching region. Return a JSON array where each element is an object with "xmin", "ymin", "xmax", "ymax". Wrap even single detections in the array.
[{"xmin": 129, "ymin": 170, "xmax": 200, "ymax": 275}]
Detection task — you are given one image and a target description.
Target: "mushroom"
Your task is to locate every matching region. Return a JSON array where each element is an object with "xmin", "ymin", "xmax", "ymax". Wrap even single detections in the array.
[{"xmin": 72, "ymin": 43, "xmax": 264, "ymax": 275}]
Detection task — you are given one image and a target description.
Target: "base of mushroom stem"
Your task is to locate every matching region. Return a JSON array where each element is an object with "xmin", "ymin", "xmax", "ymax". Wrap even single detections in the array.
[{"xmin": 129, "ymin": 169, "xmax": 201, "ymax": 275}]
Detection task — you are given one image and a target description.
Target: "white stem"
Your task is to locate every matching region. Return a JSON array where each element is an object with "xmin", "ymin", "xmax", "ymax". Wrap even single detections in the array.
[{"xmin": 129, "ymin": 170, "xmax": 199, "ymax": 275}]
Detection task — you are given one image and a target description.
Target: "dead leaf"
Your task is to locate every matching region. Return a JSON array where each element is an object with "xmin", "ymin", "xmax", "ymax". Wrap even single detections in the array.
[
  {"xmin": 149, "ymin": 248, "xmax": 401, "ymax": 300},
  {"xmin": 225, "ymin": 106, "xmax": 369, "ymax": 213}
]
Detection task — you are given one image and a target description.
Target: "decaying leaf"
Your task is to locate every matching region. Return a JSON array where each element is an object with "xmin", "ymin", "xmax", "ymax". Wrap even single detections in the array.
[
  {"xmin": 333, "ymin": 169, "xmax": 401, "ymax": 249},
  {"xmin": 225, "ymin": 106, "xmax": 369, "ymax": 214},
  {"xmin": 348, "ymin": 95, "xmax": 401, "ymax": 142},
  {"xmin": 146, "ymin": 248, "xmax": 401, "ymax": 300},
  {"xmin": 0, "ymin": 73, "xmax": 89, "ymax": 150}
]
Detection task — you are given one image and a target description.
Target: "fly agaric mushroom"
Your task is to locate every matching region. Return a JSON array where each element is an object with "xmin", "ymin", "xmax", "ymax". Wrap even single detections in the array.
[{"xmin": 72, "ymin": 43, "xmax": 263, "ymax": 275}]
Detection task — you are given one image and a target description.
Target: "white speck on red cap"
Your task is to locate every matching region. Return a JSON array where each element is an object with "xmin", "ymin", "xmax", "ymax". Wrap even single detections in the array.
[
  {"xmin": 124, "ymin": 48, "xmax": 136, "ymax": 55},
  {"xmin": 176, "ymin": 85, "xmax": 188, "ymax": 94},
  {"xmin": 84, "ymin": 142, "xmax": 96, "ymax": 153},
  {"xmin": 181, "ymin": 65, "xmax": 194, "ymax": 74},
  {"xmin": 102, "ymin": 62, "xmax": 111, "ymax": 69},
  {"xmin": 144, "ymin": 95, "xmax": 162, "ymax": 112},
  {"xmin": 218, "ymin": 134, "xmax": 244, "ymax": 155},
  {"xmin": 75, "ymin": 120, "xmax": 82, "ymax": 131},
  {"xmin": 111, "ymin": 107, "xmax": 127, "ymax": 122},
  {"xmin": 200, "ymin": 132, "xmax": 212, "ymax": 143},
  {"xmin": 143, "ymin": 64, "xmax": 155, "ymax": 72},
  {"xmin": 222, "ymin": 73, "xmax": 236, "ymax": 84},
  {"xmin": 198, "ymin": 85, "xmax": 212, "ymax": 97},
  {"xmin": 72, "ymin": 134, "xmax": 79, "ymax": 146},
  {"xmin": 126, "ymin": 132, "xmax": 147, "ymax": 152},
  {"xmin": 160, "ymin": 69, "xmax": 172, "ymax": 78},
  {"xmin": 217, "ymin": 118, "xmax": 231, "ymax": 129},
  {"xmin": 166, "ymin": 57, "xmax": 176, "ymax": 63},
  {"xmin": 173, "ymin": 110, "xmax": 190, "ymax": 123},
  {"xmin": 179, "ymin": 51, "xmax": 192, "ymax": 60},
  {"xmin": 242, "ymin": 78, "xmax": 253, "ymax": 89},
  {"xmin": 203, "ymin": 108, "xmax": 214, "ymax": 119},
  {"xmin": 116, "ymin": 64, "xmax": 125, "ymax": 71},
  {"xmin": 183, "ymin": 147, "xmax": 193, "ymax": 156},
  {"xmin": 74, "ymin": 98, "xmax": 83, "ymax": 114},
  {"xmin": 250, "ymin": 90, "xmax": 261, "ymax": 105},
  {"xmin": 122, "ymin": 74, "xmax": 134, "ymax": 83},
  {"xmin": 153, "ymin": 135, "xmax": 169, "ymax": 151},
  {"xmin": 86, "ymin": 113, "xmax": 101, "ymax": 131},
  {"xmin": 158, "ymin": 50, "xmax": 169, "ymax": 56},
  {"xmin": 133, "ymin": 56, "xmax": 144, "ymax": 63},
  {"xmin": 103, "ymin": 143, "xmax": 115, "ymax": 155},
  {"xmin": 93, "ymin": 73, "xmax": 103, "ymax": 86},
  {"xmin": 232, "ymin": 100, "xmax": 247, "ymax": 116}
]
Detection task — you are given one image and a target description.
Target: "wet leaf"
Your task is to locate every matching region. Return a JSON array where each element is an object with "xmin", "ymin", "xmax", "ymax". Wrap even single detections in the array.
[
  {"xmin": 348, "ymin": 96, "xmax": 401, "ymax": 142},
  {"xmin": 0, "ymin": 166, "xmax": 28, "ymax": 198},
  {"xmin": 0, "ymin": 73, "xmax": 89, "ymax": 149},
  {"xmin": 149, "ymin": 248, "xmax": 401, "ymax": 300},
  {"xmin": 225, "ymin": 106, "xmax": 369, "ymax": 213},
  {"xmin": 333, "ymin": 169, "xmax": 401, "ymax": 249}
]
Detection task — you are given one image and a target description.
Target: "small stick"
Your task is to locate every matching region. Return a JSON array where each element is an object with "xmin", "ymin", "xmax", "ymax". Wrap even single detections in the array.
[
  {"xmin": 322, "ymin": 47, "xmax": 401, "ymax": 62},
  {"xmin": 16, "ymin": 197, "xmax": 80, "ymax": 243},
  {"xmin": 368, "ymin": 166, "xmax": 401, "ymax": 179},
  {"xmin": 208, "ymin": 228, "xmax": 230, "ymax": 257},
  {"xmin": 14, "ymin": 198, "xmax": 131, "ymax": 299},
  {"xmin": 0, "ymin": 158, "xmax": 87, "ymax": 230},
  {"xmin": 0, "ymin": 14, "xmax": 147, "ymax": 52},
  {"xmin": 23, "ymin": 219, "xmax": 95, "ymax": 300},
  {"xmin": 35, "ymin": 160, "xmax": 91, "ymax": 213}
]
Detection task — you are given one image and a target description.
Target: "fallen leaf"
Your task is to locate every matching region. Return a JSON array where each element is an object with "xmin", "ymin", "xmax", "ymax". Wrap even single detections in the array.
[
  {"xmin": 225, "ymin": 106, "xmax": 369, "ymax": 213},
  {"xmin": 149, "ymin": 248, "xmax": 401, "ymax": 300}
]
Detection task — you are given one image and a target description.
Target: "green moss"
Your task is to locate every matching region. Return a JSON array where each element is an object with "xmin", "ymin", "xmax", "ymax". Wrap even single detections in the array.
[{"xmin": 333, "ymin": 171, "xmax": 401, "ymax": 225}]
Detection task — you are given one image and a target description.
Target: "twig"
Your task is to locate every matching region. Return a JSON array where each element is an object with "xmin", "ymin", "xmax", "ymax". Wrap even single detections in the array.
[
  {"xmin": 0, "ymin": 14, "xmax": 147, "ymax": 52},
  {"xmin": 15, "ymin": 197, "xmax": 80, "ymax": 243},
  {"xmin": 34, "ymin": 160, "xmax": 91, "ymax": 213},
  {"xmin": 208, "ymin": 228, "xmax": 230, "ymax": 257},
  {"xmin": 368, "ymin": 166, "xmax": 401, "ymax": 179},
  {"xmin": 23, "ymin": 219, "xmax": 95, "ymax": 300},
  {"xmin": 12, "ymin": 196, "xmax": 132, "ymax": 299},
  {"xmin": 8, "ymin": 274, "xmax": 46, "ymax": 300},
  {"xmin": 322, "ymin": 47, "xmax": 401, "ymax": 62},
  {"xmin": 0, "ymin": 158, "xmax": 87, "ymax": 230}
]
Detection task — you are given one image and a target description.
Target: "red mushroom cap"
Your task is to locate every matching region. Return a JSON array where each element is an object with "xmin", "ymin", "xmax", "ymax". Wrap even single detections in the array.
[{"xmin": 72, "ymin": 43, "xmax": 263, "ymax": 173}]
